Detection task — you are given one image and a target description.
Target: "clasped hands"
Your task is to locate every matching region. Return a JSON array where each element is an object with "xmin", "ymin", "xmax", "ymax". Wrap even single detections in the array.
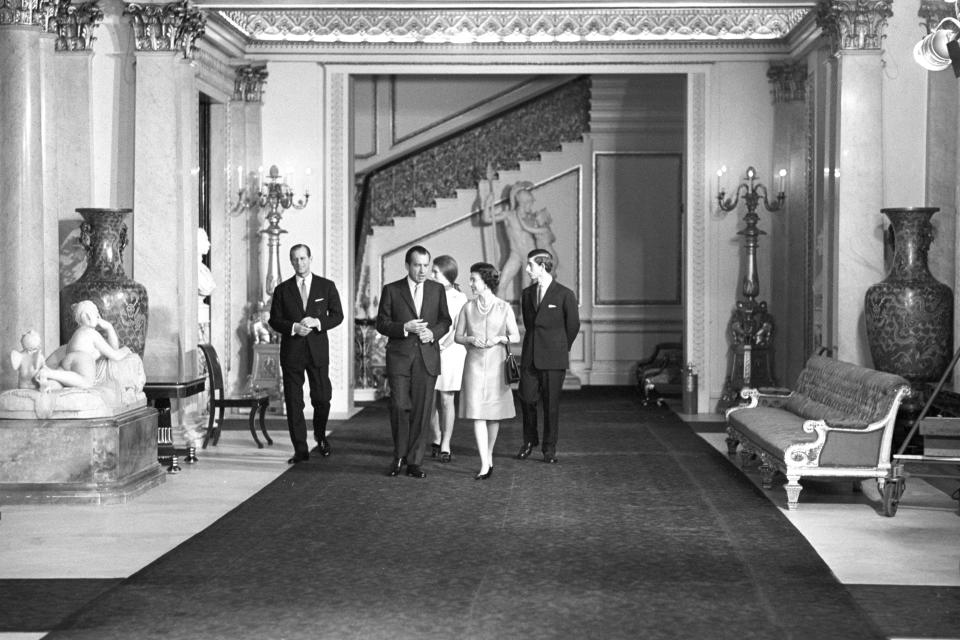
[
  {"xmin": 294, "ymin": 316, "xmax": 321, "ymax": 336},
  {"xmin": 404, "ymin": 319, "xmax": 434, "ymax": 344},
  {"xmin": 469, "ymin": 335, "xmax": 506, "ymax": 349}
]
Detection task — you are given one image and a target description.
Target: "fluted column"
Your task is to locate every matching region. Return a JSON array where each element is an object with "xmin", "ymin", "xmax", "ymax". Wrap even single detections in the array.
[
  {"xmin": 767, "ymin": 61, "xmax": 810, "ymax": 385},
  {"xmin": 817, "ymin": 0, "xmax": 892, "ymax": 365},
  {"xmin": 324, "ymin": 68, "xmax": 355, "ymax": 418},
  {"xmin": 0, "ymin": 3, "xmax": 57, "ymax": 388},
  {"xmin": 126, "ymin": 1, "xmax": 205, "ymax": 380},
  {"xmin": 50, "ymin": 1, "xmax": 104, "ymax": 232},
  {"xmin": 227, "ymin": 64, "xmax": 266, "ymax": 394},
  {"xmin": 918, "ymin": 1, "xmax": 960, "ymax": 353}
]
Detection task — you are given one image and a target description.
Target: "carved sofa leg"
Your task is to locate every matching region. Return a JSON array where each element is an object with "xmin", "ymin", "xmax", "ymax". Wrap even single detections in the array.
[
  {"xmin": 725, "ymin": 433, "xmax": 739, "ymax": 456},
  {"xmin": 758, "ymin": 462, "xmax": 776, "ymax": 489},
  {"xmin": 784, "ymin": 475, "xmax": 802, "ymax": 510}
]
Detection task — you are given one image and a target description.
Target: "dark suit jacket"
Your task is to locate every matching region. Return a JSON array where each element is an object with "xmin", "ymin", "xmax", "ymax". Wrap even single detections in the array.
[
  {"xmin": 375, "ymin": 278, "xmax": 451, "ymax": 377},
  {"xmin": 520, "ymin": 279, "xmax": 580, "ymax": 370},
  {"xmin": 268, "ymin": 274, "xmax": 344, "ymax": 367}
]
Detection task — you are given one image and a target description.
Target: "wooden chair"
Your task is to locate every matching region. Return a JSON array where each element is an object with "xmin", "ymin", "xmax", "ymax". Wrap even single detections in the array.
[{"xmin": 199, "ymin": 343, "xmax": 272, "ymax": 449}]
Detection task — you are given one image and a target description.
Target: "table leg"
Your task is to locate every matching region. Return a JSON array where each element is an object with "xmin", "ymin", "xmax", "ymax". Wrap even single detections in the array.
[{"xmin": 155, "ymin": 398, "xmax": 175, "ymax": 469}]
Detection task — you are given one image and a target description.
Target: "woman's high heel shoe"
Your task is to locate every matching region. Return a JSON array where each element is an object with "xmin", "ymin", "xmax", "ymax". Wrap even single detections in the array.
[
  {"xmin": 475, "ymin": 468, "xmax": 492, "ymax": 480},
  {"xmin": 430, "ymin": 443, "xmax": 441, "ymax": 458}
]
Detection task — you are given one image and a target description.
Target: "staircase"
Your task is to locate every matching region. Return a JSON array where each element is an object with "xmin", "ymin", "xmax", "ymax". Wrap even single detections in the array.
[{"xmin": 358, "ymin": 136, "xmax": 591, "ymax": 314}]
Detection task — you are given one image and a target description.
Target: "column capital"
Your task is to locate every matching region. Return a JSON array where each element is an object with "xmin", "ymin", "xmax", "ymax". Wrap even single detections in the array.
[
  {"xmin": 234, "ymin": 64, "xmax": 268, "ymax": 103},
  {"xmin": 52, "ymin": 0, "xmax": 103, "ymax": 51},
  {"xmin": 123, "ymin": 0, "xmax": 205, "ymax": 57},
  {"xmin": 767, "ymin": 62, "xmax": 808, "ymax": 103},
  {"xmin": 918, "ymin": 0, "xmax": 957, "ymax": 32},
  {"xmin": 816, "ymin": 0, "xmax": 893, "ymax": 53},
  {"xmin": 0, "ymin": 0, "xmax": 56, "ymax": 28}
]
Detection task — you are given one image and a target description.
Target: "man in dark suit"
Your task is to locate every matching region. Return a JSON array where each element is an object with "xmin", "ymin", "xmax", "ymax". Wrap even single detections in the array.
[
  {"xmin": 269, "ymin": 244, "xmax": 344, "ymax": 464},
  {"xmin": 517, "ymin": 249, "xmax": 580, "ymax": 463},
  {"xmin": 376, "ymin": 245, "xmax": 451, "ymax": 478}
]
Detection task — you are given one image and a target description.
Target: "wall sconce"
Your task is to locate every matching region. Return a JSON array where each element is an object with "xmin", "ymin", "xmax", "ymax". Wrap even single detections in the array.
[
  {"xmin": 234, "ymin": 164, "xmax": 310, "ymax": 302},
  {"xmin": 914, "ymin": 11, "xmax": 960, "ymax": 77}
]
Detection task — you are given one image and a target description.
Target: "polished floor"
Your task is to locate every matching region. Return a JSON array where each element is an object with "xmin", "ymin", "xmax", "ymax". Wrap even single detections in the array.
[{"xmin": 1, "ymin": 405, "xmax": 958, "ymax": 640}]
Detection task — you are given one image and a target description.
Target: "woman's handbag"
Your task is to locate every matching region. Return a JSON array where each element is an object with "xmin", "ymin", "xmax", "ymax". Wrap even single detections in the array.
[{"xmin": 504, "ymin": 343, "xmax": 521, "ymax": 384}]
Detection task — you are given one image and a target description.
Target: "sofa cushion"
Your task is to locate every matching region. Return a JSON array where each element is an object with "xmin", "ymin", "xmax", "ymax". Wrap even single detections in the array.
[
  {"xmin": 728, "ymin": 407, "xmax": 817, "ymax": 453},
  {"xmin": 782, "ymin": 393, "xmax": 867, "ymax": 429},
  {"xmin": 791, "ymin": 356, "xmax": 910, "ymax": 427}
]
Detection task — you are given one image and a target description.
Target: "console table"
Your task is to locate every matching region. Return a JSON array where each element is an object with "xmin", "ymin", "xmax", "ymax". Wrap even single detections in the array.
[{"xmin": 144, "ymin": 378, "xmax": 206, "ymax": 473}]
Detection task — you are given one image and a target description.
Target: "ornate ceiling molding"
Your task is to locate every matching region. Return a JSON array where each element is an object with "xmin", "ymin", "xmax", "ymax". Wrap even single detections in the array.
[
  {"xmin": 212, "ymin": 7, "xmax": 812, "ymax": 45},
  {"xmin": 124, "ymin": 1, "xmax": 207, "ymax": 55},
  {"xmin": 0, "ymin": 0, "xmax": 55, "ymax": 28},
  {"xmin": 52, "ymin": 0, "xmax": 103, "ymax": 51},
  {"xmin": 816, "ymin": 0, "xmax": 892, "ymax": 53},
  {"xmin": 918, "ymin": 0, "xmax": 957, "ymax": 32},
  {"xmin": 768, "ymin": 61, "xmax": 807, "ymax": 103}
]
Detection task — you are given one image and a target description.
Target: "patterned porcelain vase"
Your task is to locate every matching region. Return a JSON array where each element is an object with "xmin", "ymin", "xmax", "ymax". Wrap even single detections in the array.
[
  {"xmin": 60, "ymin": 208, "xmax": 149, "ymax": 356},
  {"xmin": 864, "ymin": 207, "xmax": 953, "ymax": 384}
]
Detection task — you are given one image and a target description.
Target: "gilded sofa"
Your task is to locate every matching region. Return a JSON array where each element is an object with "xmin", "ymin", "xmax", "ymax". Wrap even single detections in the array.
[{"xmin": 725, "ymin": 355, "xmax": 911, "ymax": 511}]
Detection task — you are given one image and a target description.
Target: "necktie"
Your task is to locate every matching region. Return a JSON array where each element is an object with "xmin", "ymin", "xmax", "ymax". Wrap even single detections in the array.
[
  {"xmin": 536, "ymin": 284, "xmax": 544, "ymax": 308},
  {"xmin": 299, "ymin": 278, "xmax": 308, "ymax": 310},
  {"xmin": 414, "ymin": 282, "xmax": 423, "ymax": 316}
]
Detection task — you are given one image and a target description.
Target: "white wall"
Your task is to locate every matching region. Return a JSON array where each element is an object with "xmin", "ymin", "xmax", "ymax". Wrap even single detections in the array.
[{"xmin": 708, "ymin": 61, "xmax": 777, "ymax": 407}]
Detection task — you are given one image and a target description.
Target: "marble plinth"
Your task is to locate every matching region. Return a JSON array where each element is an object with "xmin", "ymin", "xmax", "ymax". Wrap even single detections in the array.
[{"xmin": 0, "ymin": 406, "xmax": 164, "ymax": 504}]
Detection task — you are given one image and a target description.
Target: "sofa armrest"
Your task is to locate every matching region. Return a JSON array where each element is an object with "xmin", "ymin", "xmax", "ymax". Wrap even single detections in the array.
[{"xmin": 725, "ymin": 387, "xmax": 796, "ymax": 419}]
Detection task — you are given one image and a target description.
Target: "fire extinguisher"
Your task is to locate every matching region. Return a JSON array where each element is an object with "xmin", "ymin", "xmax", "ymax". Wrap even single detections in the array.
[{"xmin": 682, "ymin": 362, "xmax": 698, "ymax": 414}]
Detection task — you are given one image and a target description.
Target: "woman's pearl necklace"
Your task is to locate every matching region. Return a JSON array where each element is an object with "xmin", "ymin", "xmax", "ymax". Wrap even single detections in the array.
[{"xmin": 476, "ymin": 293, "xmax": 494, "ymax": 314}]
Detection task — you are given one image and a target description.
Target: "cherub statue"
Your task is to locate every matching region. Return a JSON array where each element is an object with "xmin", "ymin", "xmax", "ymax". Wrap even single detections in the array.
[
  {"xmin": 251, "ymin": 303, "xmax": 273, "ymax": 344},
  {"xmin": 10, "ymin": 330, "xmax": 45, "ymax": 390},
  {"xmin": 37, "ymin": 300, "xmax": 132, "ymax": 389}
]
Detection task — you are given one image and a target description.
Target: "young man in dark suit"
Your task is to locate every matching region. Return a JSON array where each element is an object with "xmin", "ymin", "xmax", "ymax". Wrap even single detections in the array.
[
  {"xmin": 517, "ymin": 249, "xmax": 580, "ymax": 463},
  {"xmin": 269, "ymin": 244, "xmax": 344, "ymax": 464},
  {"xmin": 376, "ymin": 245, "xmax": 452, "ymax": 478}
]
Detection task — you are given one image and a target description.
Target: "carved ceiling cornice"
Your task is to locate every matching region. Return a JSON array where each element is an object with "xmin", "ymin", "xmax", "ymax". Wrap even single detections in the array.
[
  {"xmin": 203, "ymin": 5, "xmax": 815, "ymax": 46},
  {"xmin": 918, "ymin": 0, "xmax": 957, "ymax": 32}
]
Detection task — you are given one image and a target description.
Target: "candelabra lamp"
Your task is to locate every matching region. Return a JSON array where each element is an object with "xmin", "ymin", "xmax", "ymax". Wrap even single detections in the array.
[
  {"xmin": 234, "ymin": 164, "xmax": 309, "ymax": 415},
  {"xmin": 235, "ymin": 164, "xmax": 310, "ymax": 303},
  {"xmin": 716, "ymin": 166, "xmax": 786, "ymax": 408}
]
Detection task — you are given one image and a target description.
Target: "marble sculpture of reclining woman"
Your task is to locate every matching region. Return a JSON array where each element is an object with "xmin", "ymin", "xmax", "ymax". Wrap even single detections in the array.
[{"xmin": 1, "ymin": 300, "xmax": 146, "ymax": 420}]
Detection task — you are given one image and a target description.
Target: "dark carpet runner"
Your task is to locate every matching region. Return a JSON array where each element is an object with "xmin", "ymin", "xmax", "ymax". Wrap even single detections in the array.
[{"xmin": 25, "ymin": 388, "xmax": 898, "ymax": 638}]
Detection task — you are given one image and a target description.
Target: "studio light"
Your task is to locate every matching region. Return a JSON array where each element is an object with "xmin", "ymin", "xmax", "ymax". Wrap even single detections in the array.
[{"xmin": 914, "ymin": 16, "xmax": 960, "ymax": 77}]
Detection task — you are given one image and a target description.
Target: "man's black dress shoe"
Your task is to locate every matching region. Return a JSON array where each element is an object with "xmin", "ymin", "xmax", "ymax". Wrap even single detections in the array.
[
  {"xmin": 516, "ymin": 442, "xmax": 535, "ymax": 459},
  {"xmin": 288, "ymin": 453, "xmax": 309, "ymax": 464},
  {"xmin": 388, "ymin": 458, "xmax": 405, "ymax": 477},
  {"xmin": 406, "ymin": 465, "xmax": 426, "ymax": 478},
  {"xmin": 543, "ymin": 453, "xmax": 558, "ymax": 464},
  {"xmin": 312, "ymin": 438, "xmax": 331, "ymax": 457}
]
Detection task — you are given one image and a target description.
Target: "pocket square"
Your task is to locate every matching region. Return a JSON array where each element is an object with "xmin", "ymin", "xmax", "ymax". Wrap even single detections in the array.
[
  {"xmin": 548, "ymin": 304, "xmax": 558, "ymax": 309},
  {"xmin": 314, "ymin": 298, "xmax": 324, "ymax": 302}
]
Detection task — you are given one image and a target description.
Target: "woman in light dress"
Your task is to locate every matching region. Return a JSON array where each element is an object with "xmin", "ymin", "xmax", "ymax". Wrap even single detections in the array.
[
  {"xmin": 455, "ymin": 263, "xmax": 520, "ymax": 479},
  {"xmin": 429, "ymin": 255, "xmax": 468, "ymax": 463}
]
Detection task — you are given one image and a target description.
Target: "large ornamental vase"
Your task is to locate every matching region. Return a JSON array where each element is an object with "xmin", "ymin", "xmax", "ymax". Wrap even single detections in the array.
[
  {"xmin": 864, "ymin": 207, "xmax": 953, "ymax": 384},
  {"xmin": 60, "ymin": 208, "xmax": 149, "ymax": 356}
]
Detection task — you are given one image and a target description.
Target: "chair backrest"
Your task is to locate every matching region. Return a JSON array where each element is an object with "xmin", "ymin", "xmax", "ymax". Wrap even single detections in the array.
[{"xmin": 198, "ymin": 343, "xmax": 225, "ymax": 399}]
